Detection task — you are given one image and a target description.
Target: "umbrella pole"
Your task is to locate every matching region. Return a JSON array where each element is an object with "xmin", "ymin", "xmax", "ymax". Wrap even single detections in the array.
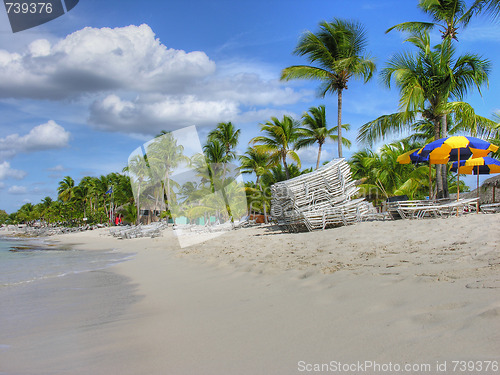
[
  {"xmin": 476, "ymin": 168, "xmax": 480, "ymax": 214},
  {"xmin": 429, "ymin": 163, "xmax": 432, "ymax": 200},
  {"xmin": 457, "ymin": 149, "xmax": 460, "ymax": 201}
]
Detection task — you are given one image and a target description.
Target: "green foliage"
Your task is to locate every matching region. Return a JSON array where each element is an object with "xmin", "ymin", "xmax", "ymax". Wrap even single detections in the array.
[{"xmin": 0, "ymin": 209, "xmax": 8, "ymax": 224}]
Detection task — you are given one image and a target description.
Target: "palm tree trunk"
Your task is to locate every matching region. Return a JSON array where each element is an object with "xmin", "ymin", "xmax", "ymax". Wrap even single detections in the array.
[
  {"xmin": 434, "ymin": 120, "xmax": 445, "ymax": 198},
  {"xmin": 283, "ymin": 152, "xmax": 290, "ymax": 180},
  {"xmin": 440, "ymin": 114, "xmax": 449, "ymax": 198},
  {"xmin": 316, "ymin": 143, "xmax": 323, "ymax": 170},
  {"xmin": 337, "ymin": 90, "xmax": 343, "ymax": 158},
  {"xmin": 136, "ymin": 184, "xmax": 141, "ymax": 225},
  {"xmin": 257, "ymin": 176, "xmax": 268, "ymax": 224}
]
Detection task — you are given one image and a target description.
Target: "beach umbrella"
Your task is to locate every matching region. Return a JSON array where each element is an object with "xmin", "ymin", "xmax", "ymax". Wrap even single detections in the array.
[
  {"xmin": 418, "ymin": 136, "xmax": 498, "ymax": 163},
  {"xmin": 451, "ymin": 157, "xmax": 500, "ymax": 211},
  {"xmin": 418, "ymin": 136, "xmax": 499, "ymax": 200},
  {"xmin": 397, "ymin": 148, "xmax": 448, "ymax": 199}
]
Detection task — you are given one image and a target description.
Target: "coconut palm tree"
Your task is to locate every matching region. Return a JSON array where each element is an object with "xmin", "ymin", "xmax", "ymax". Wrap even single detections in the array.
[
  {"xmin": 127, "ymin": 154, "xmax": 151, "ymax": 224},
  {"xmin": 387, "ymin": 0, "xmax": 472, "ymax": 40},
  {"xmin": 250, "ymin": 115, "xmax": 302, "ymax": 180},
  {"xmin": 357, "ymin": 31, "xmax": 491, "ymax": 198},
  {"xmin": 239, "ymin": 146, "xmax": 277, "ymax": 222},
  {"xmin": 208, "ymin": 122, "xmax": 241, "ymax": 162},
  {"xmin": 295, "ymin": 105, "xmax": 351, "ymax": 169},
  {"xmin": 203, "ymin": 139, "xmax": 236, "ymax": 222},
  {"xmin": 281, "ymin": 18, "xmax": 375, "ymax": 158},
  {"xmin": 147, "ymin": 132, "xmax": 188, "ymax": 221},
  {"xmin": 349, "ymin": 142, "xmax": 431, "ymax": 203},
  {"xmin": 387, "ymin": 0, "xmax": 500, "ymax": 41},
  {"xmin": 57, "ymin": 176, "xmax": 76, "ymax": 203}
]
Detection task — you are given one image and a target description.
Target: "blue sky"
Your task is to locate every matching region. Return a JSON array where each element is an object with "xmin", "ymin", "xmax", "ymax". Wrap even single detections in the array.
[{"xmin": 0, "ymin": 0, "xmax": 499, "ymax": 213}]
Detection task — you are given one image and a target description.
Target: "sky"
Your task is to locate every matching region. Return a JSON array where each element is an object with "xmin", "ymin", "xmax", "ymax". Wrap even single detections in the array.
[{"xmin": 0, "ymin": 0, "xmax": 499, "ymax": 213}]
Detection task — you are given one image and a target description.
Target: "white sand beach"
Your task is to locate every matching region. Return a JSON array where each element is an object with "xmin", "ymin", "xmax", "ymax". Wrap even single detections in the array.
[{"xmin": 1, "ymin": 214, "xmax": 499, "ymax": 374}]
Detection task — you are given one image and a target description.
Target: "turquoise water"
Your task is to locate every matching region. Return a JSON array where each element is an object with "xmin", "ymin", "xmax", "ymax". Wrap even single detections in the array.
[{"xmin": 0, "ymin": 236, "xmax": 133, "ymax": 287}]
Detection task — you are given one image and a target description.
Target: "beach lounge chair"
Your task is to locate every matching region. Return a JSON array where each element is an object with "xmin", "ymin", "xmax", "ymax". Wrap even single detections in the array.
[
  {"xmin": 385, "ymin": 195, "xmax": 408, "ymax": 220},
  {"xmin": 480, "ymin": 202, "xmax": 500, "ymax": 213}
]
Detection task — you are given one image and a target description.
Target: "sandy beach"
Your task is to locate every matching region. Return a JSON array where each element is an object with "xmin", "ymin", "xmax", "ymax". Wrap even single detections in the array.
[{"xmin": 1, "ymin": 214, "xmax": 499, "ymax": 374}]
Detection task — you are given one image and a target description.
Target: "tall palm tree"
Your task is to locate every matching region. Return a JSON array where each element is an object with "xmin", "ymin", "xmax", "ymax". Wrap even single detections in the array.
[
  {"xmin": 57, "ymin": 176, "xmax": 75, "ymax": 203},
  {"xmin": 147, "ymin": 131, "xmax": 188, "ymax": 220},
  {"xmin": 208, "ymin": 122, "xmax": 241, "ymax": 162},
  {"xmin": 127, "ymin": 154, "xmax": 151, "ymax": 224},
  {"xmin": 239, "ymin": 146, "xmax": 277, "ymax": 222},
  {"xmin": 281, "ymin": 18, "xmax": 375, "ymax": 158},
  {"xmin": 295, "ymin": 105, "xmax": 351, "ymax": 169},
  {"xmin": 387, "ymin": 0, "xmax": 499, "ymax": 41},
  {"xmin": 203, "ymin": 139, "xmax": 235, "ymax": 222},
  {"xmin": 250, "ymin": 115, "xmax": 302, "ymax": 180},
  {"xmin": 387, "ymin": 0, "xmax": 472, "ymax": 40},
  {"xmin": 357, "ymin": 31, "xmax": 491, "ymax": 198}
]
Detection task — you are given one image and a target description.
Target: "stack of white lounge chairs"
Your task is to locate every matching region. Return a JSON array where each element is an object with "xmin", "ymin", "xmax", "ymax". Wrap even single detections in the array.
[{"xmin": 270, "ymin": 159, "xmax": 369, "ymax": 232}]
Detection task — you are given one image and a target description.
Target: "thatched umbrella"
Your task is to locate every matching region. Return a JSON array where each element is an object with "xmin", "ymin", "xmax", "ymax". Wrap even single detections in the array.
[{"xmin": 483, "ymin": 174, "xmax": 500, "ymax": 203}]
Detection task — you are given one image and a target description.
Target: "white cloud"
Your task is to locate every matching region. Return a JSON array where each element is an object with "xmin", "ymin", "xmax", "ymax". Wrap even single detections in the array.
[
  {"xmin": 7, "ymin": 185, "xmax": 27, "ymax": 195},
  {"xmin": 0, "ymin": 24, "xmax": 311, "ymax": 135},
  {"xmin": 89, "ymin": 94, "xmax": 239, "ymax": 133},
  {"xmin": 0, "ymin": 161, "xmax": 26, "ymax": 180},
  {"xmin": 46, "ymin": 164, "xmax": 67, "ymax": 172},
  {"xmin": 296, "ymin": 146, "xmax": 335, "ymax": 166},
  {"xmin": 0, "ymin": 120, "xmax": 70, "ymax": 159},
  {"xmin": 0, "ymin": 24, "xmax": 216, "ymax": 99}
]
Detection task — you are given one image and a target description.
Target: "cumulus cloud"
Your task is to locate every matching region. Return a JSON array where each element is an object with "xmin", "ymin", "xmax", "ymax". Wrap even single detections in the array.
[
  {"xmin": 0, "ymin": 24, "xmax": 216, "ymax": 99},
  {"xmin": 0, "ymin": 120, "xmax": 70, "ymax": 159},
  {"xmin": 0, "ymin": 23, "xmax": 311, "ymax": 135},
  {"xmin": 89, "ymin": 94, "xmax": 239, "ymax": 133},
  {"xmin": 0, "ymin": 162, "xmax": 26, "ymax": 180}
]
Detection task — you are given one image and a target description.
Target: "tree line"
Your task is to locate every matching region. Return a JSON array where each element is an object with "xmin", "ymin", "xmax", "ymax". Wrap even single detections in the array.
[{"xmin": 2, "ymin": 0, "xmax": 500, "ymax": 225}]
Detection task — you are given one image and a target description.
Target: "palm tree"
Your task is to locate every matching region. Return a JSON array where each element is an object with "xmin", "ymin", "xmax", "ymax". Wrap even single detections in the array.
[
  {"xmin": 208, "ymin": 122, "xmax": 241, "ymax": 162},
  {"xmin": 281, "ymin": 18, "xmax": 375, "ymax": 158},
  {"xmin": 386, "ymin": 0, "xmax": 473, "ymax": 40},
  {"xmin": 127, "ymin": 154, "xmax": 151, "ymax": 224},
  {"xmin": 295, "ymin": 105, "xmax": 351, "ymax": 169},
  {"xmin": 57, "ymin": 176, "xmax": 75, "ymax": 203},
  {"xmin": 349, "ymin": 142, "xmax": 431, "ymax": 203},
  {"xmin": 239, "ymin": 146, "xmax": 277, "ymax": 222},
  {"xmin": 203, "ymin": 139, "xmax": 236, "ymax": 222},
  {"xmin": 250, "ymin": 115, "xmax": 301, "ymax": 180},
  {"xmin": 357, "ymin": 31, "xmax": 491, "ymax": 198},
  {"xmin": 147, "ymin": 131, "xmax": 188, "ymax": 221},
  {"xmin": 387, "ymin": 0, "xmax": 500, "ymax": 41}
]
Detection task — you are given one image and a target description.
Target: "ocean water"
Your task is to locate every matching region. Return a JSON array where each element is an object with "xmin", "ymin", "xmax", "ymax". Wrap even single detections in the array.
[{"xmin": 0, "ymin": 236, "xmax": 134, "ymax": 288}]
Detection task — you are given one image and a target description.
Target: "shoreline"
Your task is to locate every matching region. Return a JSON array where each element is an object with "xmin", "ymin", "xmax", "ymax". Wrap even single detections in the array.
[{"xmin": 1, "ymin": 214, "xmax": 499, "ymax": 374}]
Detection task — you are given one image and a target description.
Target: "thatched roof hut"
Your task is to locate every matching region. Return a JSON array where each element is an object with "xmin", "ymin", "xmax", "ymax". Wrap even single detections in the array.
[{"xmin": 457, "ymin": 174, "xmax": 500, "ymax": 203}]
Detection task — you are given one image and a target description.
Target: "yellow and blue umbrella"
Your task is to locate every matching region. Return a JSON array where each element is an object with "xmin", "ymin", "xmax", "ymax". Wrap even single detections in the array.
[
  {"xmin": 396, "ymin": 148, "xmax": 427, "ymax": 164},
  {"xmin": 451, "ymin": 157, "xmax": 500, "ymax": 212},
  {"xmin": 451, "ymin": 156, "xmax": 500, "ymax": 175},
  {"xmin": 418, "ymin": 136, "xmax": 498, "ymax": 162},
  {"xmin": 418, "ymin": 136, "xmax": 499, "ymax": 200}
]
